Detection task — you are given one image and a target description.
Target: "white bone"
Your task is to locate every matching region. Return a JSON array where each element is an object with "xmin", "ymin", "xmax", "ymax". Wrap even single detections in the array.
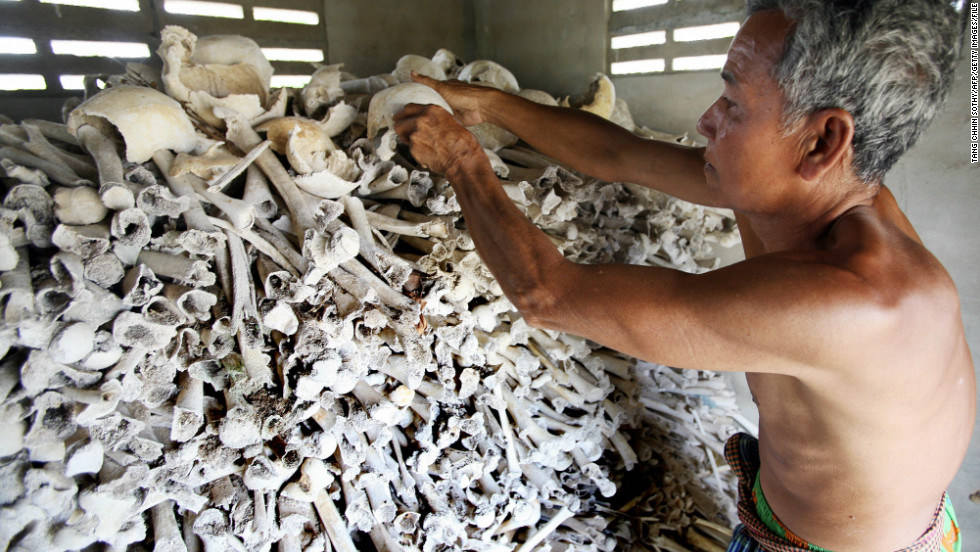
[
  {"xmin": 21, "ymin": 118, "xmax": 78, "ymax": 146},
  {"xmin": 20, "ymin": 122, "xmax": 97, "ymax": 179},
  {"xmin": 171, "ymin": 142, "xmax": 242, "ymax": 182},
  {"xmin": 432, "ymin": 48, "xmax": 463, "ymax": 76},
  {"xmin": 113, "ymin": 311, "xmax": 178, "ymax": 350},
  {"xmin": 320, "ymin": 101, "xmax": 359, "ymax": 137},
  {"xmin": 299, "ymin": 63, "xmax": 345, "ymax": 117},
  {"xmin": 137, "ymin": 250, "xmax": 216, "ymax": 287},
  {"xmin": 0, "ymin": 232, "xmax": 17, "ymax": 271},
  {"xmin": 48, "ymin": 321, "xmax": 96, "ymax": 364},
  {"xmin": 110, "ymin": 207, "xmax": 152, "ymax": 247},
  {"xmin": 65, "ymin": 439, "xmax": 104, "ymax": 476},
  {"xmin": 73, "ymin": 124, "xmax": 132, "ymax": 210},
  {"xmin": 4, "ymin": 184, "xmax": 55, "ymax": 248},
  {"xmin": 313, "ymin": 489, "xmax": 359, "ymax": 552},
  {"xmin": 339, "ymin": 73, "xmax": 398, "ymax": 96},
  {"xmin": 203, "ymin": 140, "xmax": 271, "ymax": 192},
  {"xmin": 457, "ymin": 60, "xmax": 519, "ymax": 93},
  {"xmin": 367, "ymin": 83, "xmax": 454, "ymax": 140},
  {"xmin": 68, "ymin": 86, "xmax": 201, "ymax": 163},
  {"xmin": 392, "ymin": 54, "xmax": 447, "ymax": 83},
  {"xmin": 158, "ymin": 26, "xmax": 272, "ymax": 128},
  {"xmin": 53, "ymin": 186, "xmax": 107, "ymax": 225},
  {"xmin": 0, "ymin": 146, "xmax": 88, "ymax": 187},
  {"xmin": 152, "ymin": 501, "xmax": 188, "ymax": 552},
  {"xmin": 578, "ymin": 73, "xmax": 616, "ymax": 120},
  {"xmin": 281, "ymin": 457, "xmax": 334, "ymax": 502},
  {"xmin": 137, "ymin": 184, "xmax": 190, "ymax": 218},
  {"xmin": 220, "ymin": 108, "xmax": 316, "ymax": 234}
]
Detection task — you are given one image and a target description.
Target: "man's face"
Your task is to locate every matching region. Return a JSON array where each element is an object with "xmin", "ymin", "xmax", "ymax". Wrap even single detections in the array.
[{"xmin": 696, "ymin": 11, "xmax": 800, "ymax": 214}]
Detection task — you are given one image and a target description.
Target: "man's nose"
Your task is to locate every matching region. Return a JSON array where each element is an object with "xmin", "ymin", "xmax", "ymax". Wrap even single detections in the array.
[{"xmin": 697, "ymin": 103, "xmax": 717, "ymax": 141}]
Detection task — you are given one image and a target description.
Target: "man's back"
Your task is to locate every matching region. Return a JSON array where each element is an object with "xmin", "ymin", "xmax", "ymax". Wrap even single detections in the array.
[{"xmin": 744, "ymin": 193, "xmax": 975, "ymax": 551}]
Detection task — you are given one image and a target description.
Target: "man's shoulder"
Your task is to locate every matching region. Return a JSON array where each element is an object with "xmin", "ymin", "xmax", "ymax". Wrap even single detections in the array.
[
  {"xmin": 739, "ymin": 205, "xmax": 961, "ymax": 366},
  {"xmin": 826, "ymin": 204, "xmax": 957, "ymax": 312}
]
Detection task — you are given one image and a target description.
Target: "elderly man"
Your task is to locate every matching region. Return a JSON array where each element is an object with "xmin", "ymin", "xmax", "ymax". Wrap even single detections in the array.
[{"xmin": 394, "ymin": 0, "xmax": 974, "ymax": 550}]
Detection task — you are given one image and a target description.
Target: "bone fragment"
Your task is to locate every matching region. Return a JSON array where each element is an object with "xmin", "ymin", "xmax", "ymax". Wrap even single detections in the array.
[
  {"xmin": 158, "ymin": 26, "xmax": 272, "ymax": 128},
  {"xmin": 299, "ymin": 64, "xmax": 344, "ymax": 117},
  {"xmin": 4, "ymin": 184, "xmax": 55, "ymax": 248},
  {"xmin": 339, "ymin": 73, "xmax": 398, "ymax": 96},
  {"xmin": 0, "ymin": 157, "xmax": 49, "ymax": 186},
  {"xmin": 392, "ymin": 54, "xmax": 447, "ymax": 83},
  {"xmin": 220, "ymin": 109, "xmax": 315, "ymax": 233},
  {"xmin": 110, "ymin": 207, "xmax": 152, "ymax": 247},
  {"xmin": 367, "ymin": 83, "xmax": 454, "ymax": 140},
  {"xmin": 21, "ymin": 119, "xmax": 79, "ymax": 146},
  {"xmin": 51, "ymin": 222, "xmax": 110, "ymax": 259},
  {"xmin": 458, "ymin": 60, "xmax": 520, "ymax": 93},
  {"xmin": 203, "ymin": 140, "xmax": 271, "ymax": 192},
  {"xmin": 241, "ymin": 165, "xmax": 277, "ymax": 219},
  {"xmin": 0, "ymin": 146, "xmax": 90, "ymax": 187},
  {"xmin": 68, "ymin": 85, "xmax": 201, "ymax": 163},
  {"xmin": 53, "ymin": 186, "xmax": 108, "ymax": 225},
  {"xmin": 313, "ymin": 489, "xmax": 359, "ymax": 552},
  {"xmin": 137, "ymin": 249, "xmax": 216, "ymax": 287},
  {"xmin": 74, "ymin": 125, "xmax": 132, "ymax": 210},
  {"xmin": 21, "ymin": 123, "xmax": 98, "ymax": 178}
]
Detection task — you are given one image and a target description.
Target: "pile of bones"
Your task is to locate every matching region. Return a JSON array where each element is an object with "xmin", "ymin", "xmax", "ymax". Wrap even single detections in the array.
[{"xmin": 0, "ymin": 26, "xmax": 755, "ymax": 552}]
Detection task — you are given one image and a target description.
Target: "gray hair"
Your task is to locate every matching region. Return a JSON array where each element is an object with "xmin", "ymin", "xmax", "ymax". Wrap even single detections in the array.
[{"xmin": 745, "ymin": 0, "xmax": 960, "ymax": 183}]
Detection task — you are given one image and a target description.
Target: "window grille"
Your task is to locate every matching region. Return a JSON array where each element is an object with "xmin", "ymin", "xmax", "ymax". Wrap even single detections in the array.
[
  {"xmin": 0, "ymin": 0, "xmax": 327, "ymax": 100},
  {"xmin": 609, "ymin": 0, "xmax": 744, "ymax": 76}
]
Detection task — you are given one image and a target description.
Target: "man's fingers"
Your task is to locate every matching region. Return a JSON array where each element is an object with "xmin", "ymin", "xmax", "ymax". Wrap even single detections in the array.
[
  {"xmin": 394, "ymin": 103, "xmax": 453, "ymax": 126},
  {"xmin": 410, "ymin": 70, "xmax": 440, "ymax": 89},
  {"xmin": 393, "ymin": 102, "xmax": 423, "ymax": 122}
]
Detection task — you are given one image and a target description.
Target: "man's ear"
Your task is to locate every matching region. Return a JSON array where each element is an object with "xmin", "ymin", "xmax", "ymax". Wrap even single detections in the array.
[{"xmin": 798, "ymin": 108, "xmax": 855, "ymax": 181}]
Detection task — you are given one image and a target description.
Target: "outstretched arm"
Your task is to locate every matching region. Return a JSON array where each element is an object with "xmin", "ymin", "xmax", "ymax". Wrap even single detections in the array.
[
  {"xmin": 393, "ymin": 103, "xmax": 571, "ymax": 312},
  {"xmin": 410, "ymin": 73, "xmax": 717, "ymax": 207},
  {"xmin": 394, "ymin": 103, "xmax": 883, "ymax": 376}
]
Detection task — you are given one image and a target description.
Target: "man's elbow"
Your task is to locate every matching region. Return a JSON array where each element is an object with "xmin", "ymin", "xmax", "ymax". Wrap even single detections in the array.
[
  {"xmin": 519, "ymin": 309, "xmax": 553, "ymax": 330},
  {"xmin": 506, "ymin": 279, "xmax": 566, "ymax": 331}
]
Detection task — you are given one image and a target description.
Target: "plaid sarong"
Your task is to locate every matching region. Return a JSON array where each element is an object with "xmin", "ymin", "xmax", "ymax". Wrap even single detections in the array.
[
  {"xmin": 724, "ymin": 432, "xmax": 959, "ymax": 552},
  {"xmin": 727, "ymin": 524, "xmax": 765, "ymax": 551}
]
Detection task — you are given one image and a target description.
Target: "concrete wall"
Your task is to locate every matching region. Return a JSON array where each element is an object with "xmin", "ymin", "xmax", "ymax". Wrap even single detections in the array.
[
  {"xmin": 323, "ymin": 0, "xmax": 607, "ymax": 98},
  {"xmin": 614, "ymin": 72, "xmax": 721, "ymax": 140},
  {"xmin": 324, "ymin": 0, "xmax": 467, "ymax": 78},
  {"xmin": 468, "ymin": 0, "xmax": 608, "ymax": 97}
]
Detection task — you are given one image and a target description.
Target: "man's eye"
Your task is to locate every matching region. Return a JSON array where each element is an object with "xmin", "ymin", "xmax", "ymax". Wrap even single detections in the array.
[{"xmin": 722, "ymin": 97, "xmax": 736, "ymax": 109}]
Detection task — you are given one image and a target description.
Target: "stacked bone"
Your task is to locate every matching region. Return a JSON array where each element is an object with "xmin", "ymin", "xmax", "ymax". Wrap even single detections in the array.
[{"xmin": 0, "ymin": 25, "xmax": 747, "ymax": 552}]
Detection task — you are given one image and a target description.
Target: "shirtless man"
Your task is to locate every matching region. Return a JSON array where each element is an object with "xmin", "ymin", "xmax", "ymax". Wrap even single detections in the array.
[{"xmin": 393, "ymin": 1, "xmax": 975, "ymax": 550}]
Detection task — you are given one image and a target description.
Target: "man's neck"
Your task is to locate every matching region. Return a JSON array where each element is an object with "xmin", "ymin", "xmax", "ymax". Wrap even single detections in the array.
[{"xmin": 744, "ymin": 180, "xmax": 880, "ymax": 254}]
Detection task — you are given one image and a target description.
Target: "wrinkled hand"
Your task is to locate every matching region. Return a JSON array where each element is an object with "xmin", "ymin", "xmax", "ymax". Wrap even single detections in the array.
[
  {"xmin": 409, "ymin": 71, "xmax": 494, "ymax": 127},
  {"xmin": 393, "ymin": 102, "xmax": 485, "ymax": 176}
]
